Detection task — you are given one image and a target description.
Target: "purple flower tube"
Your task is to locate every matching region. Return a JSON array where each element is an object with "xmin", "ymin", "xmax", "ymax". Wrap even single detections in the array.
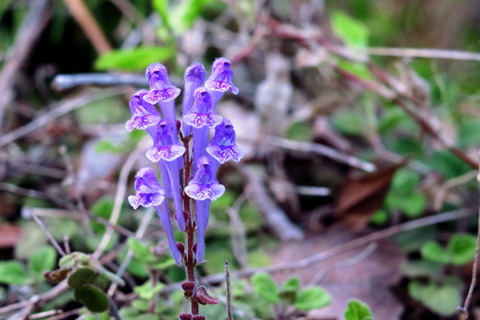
[
  {"xmin": 128, "ymin": 168, "xmax": 182, "ymax": 264},
  {"xmin": 125, "ymin": 89, "xmax": 161, "ymax": 132},
  {"xmin": 206, "ymin": 119, "xmax": 243, "ymax": 164},
  {"xmin": 184, "ymin": 88, "xmax": 222, "ymax": 167},
  {"xmin": 204, "ymin": 57, "xmax": 239, "ymax": 105},
  {"xmin": 146, "ymin": 120, "xmax": 186, "ymax": 231},
  {"xmin": 182, "ymin": 63, "xmax": 206, "ymax": 137},
  {"xmin": 184, "ymin": 157, "xmax": 225, "ymax": 263}
]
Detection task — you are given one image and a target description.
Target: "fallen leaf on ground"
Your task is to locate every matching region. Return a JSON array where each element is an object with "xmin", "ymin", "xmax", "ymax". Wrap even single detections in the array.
[{"xmin": 335, "ymin": 162, "xmax": 405, "ymax": 231}]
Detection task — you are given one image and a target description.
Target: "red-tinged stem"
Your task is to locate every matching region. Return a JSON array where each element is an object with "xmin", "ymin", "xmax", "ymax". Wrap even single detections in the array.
[{"xmin": 181, "ymin": 135, "xmax": 199, "ymax": 315}]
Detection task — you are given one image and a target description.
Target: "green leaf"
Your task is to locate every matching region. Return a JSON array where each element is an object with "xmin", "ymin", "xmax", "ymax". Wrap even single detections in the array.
[
  {"xmin": 152, "ymin": 0, "xmax": 170, "ymax": 29},
  {"xmin": 408, "ymin": 281, "xmax": 461, "ymax": 316},
  {"xmin": 282, "ymin": 277, "xmax": 301, "ymax": 292},
  {"xmin": 401, "ymin": 260, "xmax": 442, "ymax": 277},
  {"xmin": 458, "ymin": 120, "xmax": 480, "ymax": 148},
  {"xmin": 448, "ymin": 233, "xmax": 476, "ymax": 265},
  {"xmin": 370, "ymin": 209, "xmax": 388, "ymax": 225},
  {"xmin": 331, "ymin": 11, "xmax": 369, "ymax": 48},
  {"xmin": 337, "ymin": 60, "xmax": 372, "ymax": 80},
  {"xmin": 396, "ymin": 192, "xmax": 426, "ymax": 218},
  {"xmin": 169, "ymin": 0, "xmax": 213, "ymax": 34},
  {"xmin": 279, "ymin": 277, "xmax": 301, "ymax": 304},
  {"xmin": 74, "ymin": 284, "xmax": 109, "ymax": 313},
  {"xmin": 286, "ymin": 122, "xmax": 313, "ymax": 141},
  {"xmin": 332, "ymin": 108, "xmax": 364, "ymax": 135},
  {"xmin": 28, "ymin": 246, "xmax": 57, "ymax": 280},
  {"xmin": 68, "ymin": 267, "xmax": 96, "ymax": 288},
  {"xmin": 391, "ymin": 169, "xmax": 420, "ymax": 194},
  {"xmin": 0, "ymin": 261, "xmax": 29, "ymax": 285},
  {"xmin": 134, "ymin": 281, "xmax": 164, "ymax": 300},
  {"xmin": 251, "ymin": 273, "xmax": 279, "ymax": 304},
  {"xmin": 90, "ymin": 196, "xmax": 114, "ymax": 233},
  {"xmin": 95, "ymin": 46, "xmax": 174, "ymax": 71},
  {"xmin": 344, "ymin": 299, "xmax": 374, "ymax": 320},
  {"xmin": 127, "ymin": 238, "xmax": 152, "ymax": 262},
  {"xmin": 429, "ymin": 150, "xmax": 471, "ymax": 179},
  {"xmin": 421, "ymin": 241, "xmax": 451, "ymax": 264},
  {"xmin": 94, "ymin": 140, "xmax": 128, "ymax": 154},
  {"xmin": 294, "ymin": 287, "xmax": 331, "ymax": 311}
]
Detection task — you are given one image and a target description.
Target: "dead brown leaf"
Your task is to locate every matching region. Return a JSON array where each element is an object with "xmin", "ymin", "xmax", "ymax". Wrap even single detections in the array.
[{"xmin": 335, "ymin": 162, "xmax": 405, "ymax": 231}]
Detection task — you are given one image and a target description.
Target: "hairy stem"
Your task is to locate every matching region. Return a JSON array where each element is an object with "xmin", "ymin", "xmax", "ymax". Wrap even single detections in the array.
[{"xmin": 182, "ymin": 135, "xmax": 199, "ymax": 315}]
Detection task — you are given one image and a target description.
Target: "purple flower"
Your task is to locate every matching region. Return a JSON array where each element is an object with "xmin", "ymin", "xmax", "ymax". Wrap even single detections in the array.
[
  {"xmin": 128, "ymin": 168, "xmax": 165, "ymax": 209},
  {"xmin": 184, "ymin": 157, "xmax": 225, "ymax": 263},
  {"xmin": 125, "ymin": 90, "xmax": 161, "ymax": 132},
  {"xmin": 183, "ymin": 88, "xmax": 223, "ymax": 129},
  {"xmin": 146, "ymin": 120, "xmax": 186, "ymax": 162},
  {"xmin": 143, "ymin": 63, "xmax": 181, "ymax": 105},
  {"xmin": 204, "ymin": 58, "xmax": 239, "ymax": 94},
  {"xmin": 183, "ymin": 64, "xmax": 206, "ymax": 117},
  {"xmin": 185, "ymin": 157, "xmax": 225, "ymax": 201},
  {"xmin": 206, "ymin": 119, "xmax": 243, "ymax": 164},
  {"xmin": 126, "ymin": 168, "xmax": 183, "ymax": 264}
]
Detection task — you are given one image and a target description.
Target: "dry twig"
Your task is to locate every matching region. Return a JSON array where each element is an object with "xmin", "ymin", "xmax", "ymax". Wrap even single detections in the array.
[
  {"xmin": 52, "ymin": 73, "xmax": 147, "ymax": 91},
  {"xmin": 0, "ymin": 88, "xmax": 126, "ymax": 148},
  {"xmin": 0, "ymin": 0, "xmax": 52, "ymax": 125},
  {"xmin": 93, "ymin": 136, "xmax": 150, "ymax": 259},
  {"xmin": 365, "ymin": 47, "xmax": 480, "ymax": 62},
  {"xmin": 266, "ymin": 136, "xmax": 376, "ymax": 172},
  {"xmin": 459, "ymin": 154, "xmax": 480, "ymax": 320},
  {"xmin": 63, "ymin": 0, "xmax": 112, "ymax": 54},
  {"xmin": 198, "ymin": 209, "xmax": 472, "ymax": 284},
  {"xmin": 238, "ymin": 164, "xmax": 304, "ymax": 241}
]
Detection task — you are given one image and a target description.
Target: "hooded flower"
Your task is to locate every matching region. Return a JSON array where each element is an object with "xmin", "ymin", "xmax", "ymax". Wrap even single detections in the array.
[
  {"xmin": 183, "ymin": 88, "xmax": 223, "ymax": 129},
  {"xmin": 204, "ymin": 57, "xmax": 239, "ymax": 95},
  {"xmin": 128, "ymin": 167, "xmax": 165, "ymax": 209},
  {"xmin": 128, "ymin": 168, "xmax": 183, "ymax": 264},
  {"xmin": 146, "ymin": 120, "xmax": 186, "ymax": 162},
  {"xmin": 125, "ymin": 90, "xmax": 161, "ymax": 132},
  {"xmin": 185, "ymin": 157, "xmax": 225, "ymax": 201},
  {"xmin": 206, "ymin": 119, "xmax": 243, "ymax": 164},
  {"xmin": 143, "ymin": 63, "xmax": 181, "ymax": 105}
]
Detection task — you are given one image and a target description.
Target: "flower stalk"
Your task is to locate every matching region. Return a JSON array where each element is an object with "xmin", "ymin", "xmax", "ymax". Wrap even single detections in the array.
[{"xmin": 126, "ymin": 58, "xmax": 241, "ymax": 318}]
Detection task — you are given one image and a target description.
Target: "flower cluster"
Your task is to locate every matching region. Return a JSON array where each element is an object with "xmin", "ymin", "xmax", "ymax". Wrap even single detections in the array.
[{"xmin": 127, "ymin": 58, "xmax": 243, "ymax": 265}]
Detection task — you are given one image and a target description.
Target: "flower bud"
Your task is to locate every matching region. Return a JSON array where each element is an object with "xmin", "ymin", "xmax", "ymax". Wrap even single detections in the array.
[
  {"xmin": 195, "ymin": 286, "xmax": 218, "ymax": 305},
  {"xmin": 178, "ymin": 313, "xmax": 193, "ymax": 320},
  {"xmin": 181, "ymin": 281, "xmax": 196, "ymax": 298},
  {"xmin": 192, "ymin": 315, "xmax": 206, "ymax": 320}
]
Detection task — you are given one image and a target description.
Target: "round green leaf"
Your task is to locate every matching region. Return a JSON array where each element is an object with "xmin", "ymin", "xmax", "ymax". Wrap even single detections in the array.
[
  {"xmin": 28, "ymin": 246, "xmax": 57, "ymax": 279},
  {"xmin": 448, "ymin": 233, "xmax": 476, "ymax": 265},
  {"xmin": 293, "ymin": 287, "xmax": 331, "ymax": 311},
  {"xmin": 68, "ymin": 267, "xmax": 96, "ymax": 288},
  {"xmin": 0, "ymin": 261, "xmax": 28, "ymax": 285},
  {"xmin": 421, "ymin": 241, "xmax": 451, "ymax": 264},
  {"xmin": 344, "ymin": 299, "xmax": 374, "ymax": 320},
  {"xmin": 74, "ymin": 284, "xmax": 109, "ymax": 313},
  {"xmin": 251, "ymin": 273, "xmax": 279, "ymax": 304}
]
